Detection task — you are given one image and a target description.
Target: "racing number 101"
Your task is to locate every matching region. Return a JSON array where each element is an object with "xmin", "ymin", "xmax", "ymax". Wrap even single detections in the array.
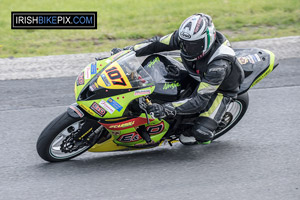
[{"xmin": 105, "ymin": 67, "xmax": 126, "ymax": 86}]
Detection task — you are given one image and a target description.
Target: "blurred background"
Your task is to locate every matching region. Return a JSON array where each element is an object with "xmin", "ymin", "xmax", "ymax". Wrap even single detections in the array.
[{"xmin": 0, "ymin": 0, "xmax": 299, "ymax": 58}]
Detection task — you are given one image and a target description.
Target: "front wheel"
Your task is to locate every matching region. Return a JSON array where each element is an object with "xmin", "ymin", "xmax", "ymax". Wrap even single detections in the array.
[
  {"xmin": 213, "ymin": 92, "xmax": 249, "ymax": 140},
  {"xmin": 36, "ymin": 112, "xmax": 99, "ymax": 162}
]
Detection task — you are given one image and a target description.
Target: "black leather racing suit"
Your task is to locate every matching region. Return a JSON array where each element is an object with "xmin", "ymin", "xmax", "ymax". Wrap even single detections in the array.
[{"xmin": 133, "ymin": 30, "xmax": 244, "ymax": 141}]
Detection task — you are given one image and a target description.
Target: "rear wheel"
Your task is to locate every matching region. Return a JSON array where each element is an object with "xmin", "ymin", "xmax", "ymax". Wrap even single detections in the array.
[
  {"xmin": 213, "ymin": 92, "xmax": 249, "ymax": 140},
  {"xmin": 36, "ymin": 112, "xmax": 101, "ymax": 162}
]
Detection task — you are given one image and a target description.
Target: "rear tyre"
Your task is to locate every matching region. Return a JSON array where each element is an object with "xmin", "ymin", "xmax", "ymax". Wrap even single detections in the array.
[
  {"xmin": 36, "ymin": 112, "xmax": 96, "ymax": 162},
  {"xmin": 213, "ymin": 92, "xmax": 249, "ymax": 140}
]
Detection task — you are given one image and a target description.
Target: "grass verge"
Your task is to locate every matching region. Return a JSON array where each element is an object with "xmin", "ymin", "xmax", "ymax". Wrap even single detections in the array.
[{"xmin": 0, "ymin": 0, "xmax": 299, "ymax": 58}]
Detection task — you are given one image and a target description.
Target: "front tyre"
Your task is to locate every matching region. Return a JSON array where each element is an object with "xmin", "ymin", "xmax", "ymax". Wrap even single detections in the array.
[{"xmin": 37, "ymin": 112, "xmax": 95, "ymax": 162}]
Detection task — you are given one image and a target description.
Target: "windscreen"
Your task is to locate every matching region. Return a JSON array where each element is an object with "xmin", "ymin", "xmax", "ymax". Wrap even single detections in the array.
[{"xmin": 94, "ymin": 51, "xmax": 154, "ymax": 90}]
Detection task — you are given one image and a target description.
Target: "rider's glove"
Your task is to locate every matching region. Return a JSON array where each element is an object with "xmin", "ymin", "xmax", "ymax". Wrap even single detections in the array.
[
  {"xmin": 110, "ymin": 48, "xmax": 122, "ymax": 55},
  {"xmin": 147, "ymin": 103, "xmax": 176, "ymax": 119},
  {"xmin": 123, "ymin": 45, "xmax": 134, "ymax": 51},
  {"xmin": 111, "ymin": 46, "xmax": 135, "ymax": 56}
]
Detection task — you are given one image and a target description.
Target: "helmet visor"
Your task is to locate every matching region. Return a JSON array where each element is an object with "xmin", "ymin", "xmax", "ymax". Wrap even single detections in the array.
[{"xmin": 180, "ymin": 38, "xmax": 205, "ymax": 58}]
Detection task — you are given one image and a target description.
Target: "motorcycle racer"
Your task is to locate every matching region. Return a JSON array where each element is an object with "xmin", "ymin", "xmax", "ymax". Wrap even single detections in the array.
[{"xmin": 113, "ymin": 13, "xmax": 245, "ymax": 144}]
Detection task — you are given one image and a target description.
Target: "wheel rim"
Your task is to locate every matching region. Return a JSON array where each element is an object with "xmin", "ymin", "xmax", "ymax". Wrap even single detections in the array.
[
  {"xmin": 215, "ymin": 100, "xmax": 243, "ymax": 136},
  {"xmin": 49, "ymin": 120, "xmax": 90, "ymax": 159}
]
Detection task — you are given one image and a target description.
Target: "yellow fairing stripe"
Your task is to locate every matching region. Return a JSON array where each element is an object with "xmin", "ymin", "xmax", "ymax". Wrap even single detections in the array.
[
  {"xmin": 200, "ymin": 93, "xmax": 223, "ymax": 117},
  {"xmin": 251, "ymin": 50, "xmax": 275, "ymax": 88}
]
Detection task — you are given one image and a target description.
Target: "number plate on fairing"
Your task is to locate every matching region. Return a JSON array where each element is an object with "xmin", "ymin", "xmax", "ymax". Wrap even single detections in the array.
[{"xmin": 97, "ymin": 62, "xmax": 132, "ymax": 89}]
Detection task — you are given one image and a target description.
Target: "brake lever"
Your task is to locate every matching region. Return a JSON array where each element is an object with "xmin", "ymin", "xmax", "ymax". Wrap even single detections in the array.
[{"xmin": 138, "ymin": 97, "xmax": 150, "ymax": 124}]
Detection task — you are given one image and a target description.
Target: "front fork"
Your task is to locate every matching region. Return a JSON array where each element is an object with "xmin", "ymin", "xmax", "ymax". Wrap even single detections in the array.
[{"xmin": 67, "ymin": 103, "xmax": 104, "ymax": 144}]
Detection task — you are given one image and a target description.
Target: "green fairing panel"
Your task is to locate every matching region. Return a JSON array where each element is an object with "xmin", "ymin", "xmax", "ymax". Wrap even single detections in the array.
[
  {"xmin": 74, "ymin": 51, "xmax": 156, "ymax": 118},
  {"xmin": 77, "ymin": 86, "xmax": 155, "ymax": 118},
  {"xmin": 74, "ymin": 50, "xmax": 131, "ymax": 100},
  {"xmin": 74, "ymin": 59, "xmax": 108, "ymax": 100}
]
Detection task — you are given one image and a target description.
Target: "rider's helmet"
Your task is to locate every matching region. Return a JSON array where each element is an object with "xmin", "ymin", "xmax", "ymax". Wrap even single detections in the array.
[{"xmin": 178, "ymin": 13, "xmax": 216, "ymax": 61}]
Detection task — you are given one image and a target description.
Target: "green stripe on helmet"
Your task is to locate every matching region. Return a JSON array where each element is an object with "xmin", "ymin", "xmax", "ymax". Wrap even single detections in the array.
[{"xmin": 206, "ymin": 28, "xmax": 210, "ymax": 49}]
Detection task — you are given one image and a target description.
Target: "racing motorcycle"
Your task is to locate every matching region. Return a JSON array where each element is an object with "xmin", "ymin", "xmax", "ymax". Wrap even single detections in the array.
[{"xmin": 36, "ymin": 48, "xmax": 278, "ymax": 162}]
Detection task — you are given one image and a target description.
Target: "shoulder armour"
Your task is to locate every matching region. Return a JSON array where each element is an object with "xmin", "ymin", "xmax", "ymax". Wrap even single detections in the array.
[{"xmin": 208, "ymin": 44, "xmax": 235, "ymax": 64}]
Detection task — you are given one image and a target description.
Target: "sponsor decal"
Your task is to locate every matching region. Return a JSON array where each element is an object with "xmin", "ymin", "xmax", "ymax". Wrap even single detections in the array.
[
  {"xmin": 79, "ymin": 103, "xmax": 95, "ymax": 116},
  {"xmin": 246, "ymin": 55, "xmax": 255, "ymax": 64},
  {"xmin": 134, "ymin": 89, "xmax": 151, "ymax": 96},
  {"xmin": 237, "ymin": 57, "xmax": 249, "ymax": 65},
  {"xmin": 101, "ymin": 74, "xmax": 111, "ymax": 86},
  {"xmin": 91, "ymin": 63, "xmax": 97, "ymax": 74},
  {"xmin": 208, "ymin": 68, "xmax": 225, "ymax": 73},
  {"xmin": 147, "ymin": 121, "xmax": 164, "ymax": 135},
  {"xmin": 108, "ymin": 121, "xmax": 135, "ymax": 129},
  {"xmin": 194, "ymin": 17, "xmax": 203, "ymax": 34},
  {"xmin": 146, "ymin": 57, "xmax": 160, "ymax": 68},
  {"xmin": 69, "ymin": 105, "xmax": 84, "ymax": 118},
  {"xmin": 117, "ymin": 132, "xmax": 142, "ymax": 143},
  {"xmin": 77, "ymin": 72, "xmax": 84, "ymax": 86},
  {"xmin": 252, "ymin": 55, "xmax": 258, "ymax": 62},
  {"xmin": 254, "ymin": 54, "xmax": 261, "ymax": 62},
  {"xmin": 111, "ymin": 131, "xmax": 121, "ymax": 136},
  {"xmin": 163, "ymin": 82, "xmax": 180, "ymax": 90},
  {"xmin": 11, "ymin": 12, "xmax": 97, "ymax": 29},
  {"xmin": 89, "ymin": 83, "xmax": 98, "ymax": 92},
  {"xmin": 85, "ymin": 66, "xmax": 91, "ymax": 79},
  {"xmin": 99, "ymin": 100, "xmax": 115, "ymax": 114},
  {"xmin": 180, "ymin": 31, "xmax": 191, "ymax": 39},
  {"xmin": 107, "ymin": 98, "xmax": 123, "ymax": 112},
  {"xmin": 238, "ymin": 54, "xmax": 261, "ymax": 65},
  {"xmin": 248, "ymin": 54, "xmax": 262, "ymax": 64},
  {"xmin": 105, "ymin": 59, "xmax": 111, "ymax": 63},
  {"xmin": 101, "ymin": 117, "xmax": 155, "ymax": 130},
  {"xmin": 90, "ymin": 102, "xmax": 107, "ymax": 117}
]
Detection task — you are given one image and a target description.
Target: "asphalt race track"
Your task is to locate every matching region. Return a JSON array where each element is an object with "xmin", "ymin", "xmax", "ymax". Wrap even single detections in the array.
[{"xmin": 0, "ymin": 58, "xmax": 299, "ymax": 200}]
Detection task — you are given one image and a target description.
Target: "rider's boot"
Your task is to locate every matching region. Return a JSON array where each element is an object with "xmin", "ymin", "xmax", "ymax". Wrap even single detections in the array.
[
  {"xmin": 179, "ymin": 130, "xmax": 197, "ymax": 145},
  {"xmin": 179, "ymin": 117, "xmax": 217, "ymax": 145}
]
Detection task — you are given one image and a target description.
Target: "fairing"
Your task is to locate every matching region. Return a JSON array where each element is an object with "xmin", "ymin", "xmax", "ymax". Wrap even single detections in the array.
[
  {"xmin": 237, "ymin": 48, "xmax": 278, "ymax": 94},
  {"xmin": 74, "ymin": 51, "xmax": 155, "ymax": 119},
  {"xmin": 89, "ymin": 114, "xmax": 170, "ymax": 150}
]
